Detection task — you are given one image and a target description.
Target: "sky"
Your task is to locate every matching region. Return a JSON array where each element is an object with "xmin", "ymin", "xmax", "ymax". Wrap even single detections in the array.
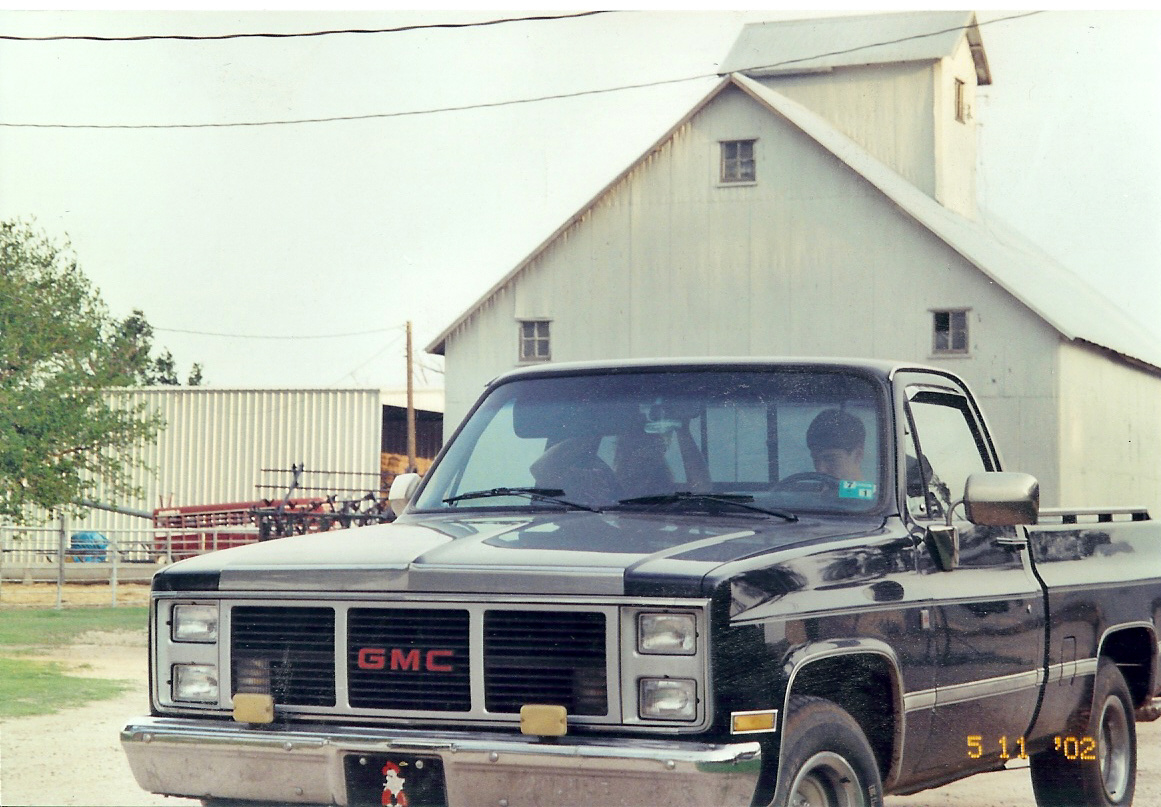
[{"xmin": 1, "ymin": 9, "xmax": 1159, "ymax": 392}]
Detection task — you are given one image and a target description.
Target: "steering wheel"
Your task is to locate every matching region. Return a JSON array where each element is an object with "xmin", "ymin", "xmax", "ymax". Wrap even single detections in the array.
[{"xmin": 775, "ymin": 472, "xmax": 839, "ymax": 492}]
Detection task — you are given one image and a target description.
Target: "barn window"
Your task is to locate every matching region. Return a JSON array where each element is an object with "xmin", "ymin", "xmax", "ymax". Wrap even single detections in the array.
[
  {"xmin": 932, "ymin": 310, "xmax": 969, "ymax": 354},
  {"xmin": 518, "ymin": 320, "xmax": 551, "ymax": 362},
  {"xmin": 954, "ymin": 79, "xmax": 967, "ymax": 123},
  {"xmin": 720, "ymin": 140, "xmax": 756, "ymax": 183}
]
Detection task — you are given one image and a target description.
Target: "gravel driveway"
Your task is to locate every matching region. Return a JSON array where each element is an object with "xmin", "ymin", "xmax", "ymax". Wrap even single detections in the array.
[{"xmin": 1, "ymin": 632, "xmax": 1157, "ymax": 806}]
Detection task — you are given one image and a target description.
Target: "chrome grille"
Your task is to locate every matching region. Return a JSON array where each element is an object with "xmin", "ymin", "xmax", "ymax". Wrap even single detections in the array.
[
  {"xmin": 223, "ymin": 603, "xmax": 613, "ymax": 720},
  {"xmin": 347, "ymin": 608, "xmax": 471, "ymax": 712},
  {"xmin": 484, "ymin": 610, "xmax": 608, "ymax": 715},
  {"xmin": 231, "ymin": 606, "xmax": 335, "ymax": 707}
]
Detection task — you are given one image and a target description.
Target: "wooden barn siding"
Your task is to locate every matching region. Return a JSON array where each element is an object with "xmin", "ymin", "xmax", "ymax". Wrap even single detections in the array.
[
  {"xmin": 442, "ymin": 84, "xmax": 1063, "ymax": 499},
  {"xmin": 1057, "ymin": 342, "xmax": 1161, "ymax": 515}
]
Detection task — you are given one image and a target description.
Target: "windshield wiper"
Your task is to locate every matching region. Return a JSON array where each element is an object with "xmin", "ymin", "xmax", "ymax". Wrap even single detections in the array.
[
  {"xmin": 443, "ymin": 487, "xmax": 601, "ymax": 513},
  {"xmin": 616, "ymin": 492, "xmax": 797, "ymax": 522}
]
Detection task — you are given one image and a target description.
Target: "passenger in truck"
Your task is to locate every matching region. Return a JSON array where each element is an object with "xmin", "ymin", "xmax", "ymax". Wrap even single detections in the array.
[{"xmin": 806, "ymin": 408, "xmax": 866, "ymax": 482}]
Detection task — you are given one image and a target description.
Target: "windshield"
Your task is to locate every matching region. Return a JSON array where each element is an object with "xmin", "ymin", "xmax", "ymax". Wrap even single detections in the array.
[{"xmin": 414, "ymin": 369, "xmax": 887, "ymax": 515}]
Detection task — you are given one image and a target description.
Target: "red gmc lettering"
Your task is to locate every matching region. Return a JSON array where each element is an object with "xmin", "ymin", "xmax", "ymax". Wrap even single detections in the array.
[
  {"xmin": 356, "ymin": 647, "xmax": 454, "ymax": 672},
  {"xmin": 356, "ymin": 647, "xmax": 385, "ymax": 670},
  {"xmin": 390, "ymin": 649, "xmax": 421, "ymax": 671},
  {"xmin": 426, "ymin": 649, "xmax": 454, "ymax": 672}
]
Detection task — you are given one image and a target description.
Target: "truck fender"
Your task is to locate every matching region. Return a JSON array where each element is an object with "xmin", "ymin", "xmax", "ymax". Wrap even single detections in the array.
[{"xmin": 778, "ymin": 639, "xmax": 906, "ymax": 791}]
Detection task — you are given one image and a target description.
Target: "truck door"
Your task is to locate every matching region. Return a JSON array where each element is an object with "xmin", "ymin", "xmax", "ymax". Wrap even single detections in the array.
[{"xmin": 899, "ymin": 377, "xmax": 1045, "ymax": 775}]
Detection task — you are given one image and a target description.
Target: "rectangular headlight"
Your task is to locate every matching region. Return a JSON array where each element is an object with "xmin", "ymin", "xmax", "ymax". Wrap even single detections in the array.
[
  {"xmin": 639, "ymin": 678, "xmax": 697, "ymax": 720},
  {"xmin": 638, "ymin": 613, "xmax": 696, "ymax": 655},
  {"xmin": 172, "ymin": 664, "xmax": 219, "ymax": 702},
  {"xmin": 172, "ymin": 604, "xmax": 218, "ymax": 643}
]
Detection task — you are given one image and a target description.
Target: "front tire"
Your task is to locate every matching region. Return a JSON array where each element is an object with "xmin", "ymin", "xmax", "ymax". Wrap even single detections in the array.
[
  {"xmin": 1030, "ymin": 657, "xmax": 1136, "ymax": 807},
  {"xmin": 772, "ymin": 695, "xmax": 885, "ymax": 807}
]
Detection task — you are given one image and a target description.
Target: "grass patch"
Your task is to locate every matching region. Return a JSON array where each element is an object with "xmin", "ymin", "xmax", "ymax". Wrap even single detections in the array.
[
  {"xmin": 0, "ymin": 656, "xmax": 131, "ymax": 718},
  {"xmin": 0, "ymin": 606, "xmax": 148, "ymax": 648},
  {"xmin": 0, "ymin": 607, "xmax": 147, "ymax": 718}
]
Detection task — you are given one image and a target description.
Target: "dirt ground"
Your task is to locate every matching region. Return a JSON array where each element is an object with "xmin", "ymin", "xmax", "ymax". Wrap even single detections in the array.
[{"xmin": 1, "ymin": 585, "xmax": 1158, "ymax": 806}]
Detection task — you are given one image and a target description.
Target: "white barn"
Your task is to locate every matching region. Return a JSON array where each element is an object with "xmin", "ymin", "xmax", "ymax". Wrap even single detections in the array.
[{"xmin": 427, "ymin": 11, "xmax": 1161, "ymax": 514}]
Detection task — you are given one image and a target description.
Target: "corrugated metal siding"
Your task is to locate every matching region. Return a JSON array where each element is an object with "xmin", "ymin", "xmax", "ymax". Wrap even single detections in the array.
[{"xmin": 72, "ymin": 389, "xmax": 381, "ymax": 533}]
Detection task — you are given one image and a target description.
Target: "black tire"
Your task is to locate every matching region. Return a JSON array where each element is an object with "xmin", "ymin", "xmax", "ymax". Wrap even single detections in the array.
[
  {"xmin": 1030, "ymin": 657, "xmax": 1136, "ymax": 807},
  {"xmin": 771, "ymin": 695, "xmax": 885, "ymax": 807}
]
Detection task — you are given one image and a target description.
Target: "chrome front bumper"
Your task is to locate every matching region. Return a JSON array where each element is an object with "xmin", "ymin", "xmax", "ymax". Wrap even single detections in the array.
[{"xmin": 121, "ymin": 717, "xmax": 763, "ymax": 807}]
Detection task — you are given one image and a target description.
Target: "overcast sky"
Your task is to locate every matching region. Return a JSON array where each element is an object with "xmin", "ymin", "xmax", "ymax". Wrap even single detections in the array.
[{"xmin": 1, "ymin": 9, "xmax": 1158, "ymax": 391}]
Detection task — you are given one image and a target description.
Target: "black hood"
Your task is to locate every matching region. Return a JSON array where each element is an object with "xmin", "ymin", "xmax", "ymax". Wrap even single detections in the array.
[{"xmin": 153, "ymin": 509, "xmax": 885, "ymax": 598}]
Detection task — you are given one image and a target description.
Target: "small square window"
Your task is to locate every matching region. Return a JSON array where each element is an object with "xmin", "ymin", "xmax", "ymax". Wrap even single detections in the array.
[
  {"xmin": 933, "ymin": 310, "xmax": 969, "ymax": 354},
  {"xmin": 720, "ymin": 140, "xmax": 756, "ymax": 183},
  {"xmin": 519, "ymin": 320, "xmax": 551, "ymax": 362},
  {"xmin": 954, "ymin": 79, "xmax": 967, "ymax": 123}
]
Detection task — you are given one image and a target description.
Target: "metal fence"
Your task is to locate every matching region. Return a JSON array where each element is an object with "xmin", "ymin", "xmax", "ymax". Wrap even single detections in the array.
[{"xmin": 0, "ymin": 516, "xmax": 262, "ymax": 607}]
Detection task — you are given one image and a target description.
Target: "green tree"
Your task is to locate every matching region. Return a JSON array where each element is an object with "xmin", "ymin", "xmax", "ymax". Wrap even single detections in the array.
[
  {"xmin": 114, "ymin": 308, "xmax": 204, "ymax": 386},
  {"xmin": 0, "ymin": 219, "xmax": 193, "ymax": 522}
]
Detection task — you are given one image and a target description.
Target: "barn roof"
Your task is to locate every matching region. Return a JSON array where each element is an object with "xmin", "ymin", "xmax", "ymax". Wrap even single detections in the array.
[
  {"xmin": 731, "ymin": 73, "xmax": 1161, "ymax": 373},
  {"xmin": 720, "ymin": 11, "xmax": 992, "ymax": 86},
  {"xmin": 427, "ymin": 73, "xmax": 1161, "ymax": 375}
]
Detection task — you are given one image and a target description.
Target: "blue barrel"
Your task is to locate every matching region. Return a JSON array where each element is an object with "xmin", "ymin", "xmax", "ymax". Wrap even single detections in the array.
[{"xmin": 69, "ymin": 531, "xmax": 109, "ymax": 563}]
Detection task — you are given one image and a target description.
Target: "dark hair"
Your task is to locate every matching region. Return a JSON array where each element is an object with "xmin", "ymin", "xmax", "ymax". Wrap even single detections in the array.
[{"xmin": 807, "ymin": 409, "xmax": 865, "ymax": 452}]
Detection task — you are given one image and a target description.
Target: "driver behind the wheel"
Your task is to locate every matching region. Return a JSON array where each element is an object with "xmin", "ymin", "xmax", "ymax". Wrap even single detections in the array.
[{"xmin": 806, "ymin": 409, "xmax": 866, "ymax": 482}]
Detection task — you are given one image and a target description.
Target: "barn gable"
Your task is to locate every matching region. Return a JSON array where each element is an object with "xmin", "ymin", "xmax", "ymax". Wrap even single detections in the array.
[{"xmin": 428, "ymin": 72, "xmax": 1161, "ymax": 375}]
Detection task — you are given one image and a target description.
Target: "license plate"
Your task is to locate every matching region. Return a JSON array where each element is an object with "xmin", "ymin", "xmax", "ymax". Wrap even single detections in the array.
[{"xmin": 344, "ymin": 753, "xmax": 448, "ymax": 807}]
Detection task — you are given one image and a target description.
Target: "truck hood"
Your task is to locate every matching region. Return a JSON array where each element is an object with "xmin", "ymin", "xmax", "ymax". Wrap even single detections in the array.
[{"xmin": 154, "ymin": 510, "xmax": 884, "ymax": 597}]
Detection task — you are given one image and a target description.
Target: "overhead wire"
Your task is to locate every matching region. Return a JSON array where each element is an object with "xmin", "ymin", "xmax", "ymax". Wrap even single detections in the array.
[
  {"xmin": 154, "ymin": 324, "xmax": 406, "ymax": 340},
  {"xmin": 0, "ymin": 11, "xmax": 618, "ymax": 42},
  {"xmin": 0, "ymin": 11, "xmax": 1046, "ymax": 131}
]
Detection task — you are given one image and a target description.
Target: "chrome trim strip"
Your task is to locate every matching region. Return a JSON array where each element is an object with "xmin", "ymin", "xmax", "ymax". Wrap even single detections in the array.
[
  {"xmin": 903, "ymin": 689, "xmax": 937, "ymax": 712},
  {"xmin": 905, "ymin": 666, "xmax": 1068, "ymax": 712},
  {"xmin": 934, "ymin": 670, "xmax": 1041, "ymax": 707},
  {"xmin": 122, "ymin": 718, "xmax": 763, "ymax": 807}
]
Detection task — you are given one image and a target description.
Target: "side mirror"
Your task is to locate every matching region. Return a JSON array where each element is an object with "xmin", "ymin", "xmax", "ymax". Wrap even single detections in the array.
[
  {"xmin": 388, "ymin": 472, "xmax": 422, "ymax": 516},
  {"xmin": 963, "ymin": 472, "xmax": 1039, "ymax": 526}
]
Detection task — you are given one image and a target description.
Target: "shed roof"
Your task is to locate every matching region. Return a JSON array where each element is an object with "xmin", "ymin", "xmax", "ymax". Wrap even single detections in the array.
[
  {"xmin": 428, "ymin": 73, "xmax": 1161, "ymax": 375},
  {"xmin": 720, "ymin": 11, "xmax": 991, "ymax": 85}
]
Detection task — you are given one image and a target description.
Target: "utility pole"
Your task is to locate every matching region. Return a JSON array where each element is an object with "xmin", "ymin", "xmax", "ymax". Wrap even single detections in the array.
[{"xmin": 406, "ymin": 320, "xmax": 417, "ymax": 473}]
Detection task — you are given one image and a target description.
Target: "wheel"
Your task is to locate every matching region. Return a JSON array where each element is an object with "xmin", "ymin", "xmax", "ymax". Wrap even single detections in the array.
[
  {"xmin": 776, "ymin": 472, "xmax": 840, "ymax": 492},
  {"xmin": 771, "ymin": 695, "xmax": 884, "ymax": 807},
  {"xmin": 1030, "ymin": 657, "xmax": 1136, "ymax": 807}
]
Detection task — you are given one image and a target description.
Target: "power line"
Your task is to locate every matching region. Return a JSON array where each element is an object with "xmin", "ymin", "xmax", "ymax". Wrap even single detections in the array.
[
  {"xmin": 0, "ymin": 11, "xmax": 618, "ymax": 42},
  {"xmin": 0, "ymin": 74, "xmax": 711, "ymax": 130},
  {"xmin": 155, "ymin": 325, "xmax": 405, "ymax": 340},
  {"xmin": 0, "ymin": 11, "xmax": 1045, "ymax": 131}
]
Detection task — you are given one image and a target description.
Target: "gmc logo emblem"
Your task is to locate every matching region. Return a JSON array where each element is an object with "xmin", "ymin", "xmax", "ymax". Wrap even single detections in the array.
[{"xmin": 356, "ymin": 647, "xmax": 454, "ymax": 673}]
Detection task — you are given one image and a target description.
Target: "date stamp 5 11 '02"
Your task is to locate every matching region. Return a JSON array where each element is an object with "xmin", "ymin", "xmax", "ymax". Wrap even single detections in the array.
[{"xmin": 967, "ymin": 735, "xmax": 1098, "ymax": 762}]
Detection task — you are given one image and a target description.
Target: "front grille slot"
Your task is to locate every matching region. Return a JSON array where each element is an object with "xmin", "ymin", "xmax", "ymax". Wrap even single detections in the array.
[
  {"xmin": 347, "ymin": 608, "xmax": 471, "ymax": 712},
  {"xmin": 484, "ymin": 610, "xmax": 607, "ymax": 715},
  {"xmin": 231, "ymin": 606, "xmax": 335, "ymax": 707}
]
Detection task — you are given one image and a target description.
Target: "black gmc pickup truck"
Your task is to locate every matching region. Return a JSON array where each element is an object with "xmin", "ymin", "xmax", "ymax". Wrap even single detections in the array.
[{"xmin": 123, "ymin": 358, "xmax": 1161, "ymax": 807}]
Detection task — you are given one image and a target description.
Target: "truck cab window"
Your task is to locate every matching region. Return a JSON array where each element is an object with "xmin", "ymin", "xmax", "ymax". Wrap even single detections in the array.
[{"xmin": 905, "ymin": 389, "xmax": 991, "ymax": 520}]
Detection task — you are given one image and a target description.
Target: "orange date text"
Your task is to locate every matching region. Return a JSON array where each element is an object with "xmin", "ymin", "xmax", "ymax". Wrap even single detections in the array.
[{"xmin": 965, "ymin": 735, "xmax": 1097, "ymax": 761}]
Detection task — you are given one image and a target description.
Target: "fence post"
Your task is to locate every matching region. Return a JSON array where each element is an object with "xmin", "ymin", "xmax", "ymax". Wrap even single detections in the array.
[
  {"xmin": 110, "ymin": 532, "xmax": 119, "ymax": 606},
  {"xmin": 56, "ymin": 513, "xmax": 67, "ymax": 610}
]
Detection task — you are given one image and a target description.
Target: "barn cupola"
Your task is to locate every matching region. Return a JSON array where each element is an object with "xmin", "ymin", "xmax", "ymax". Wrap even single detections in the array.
[{"xmin": 721, "ymin": 11, "xmax": 991, "ymax": 219}]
